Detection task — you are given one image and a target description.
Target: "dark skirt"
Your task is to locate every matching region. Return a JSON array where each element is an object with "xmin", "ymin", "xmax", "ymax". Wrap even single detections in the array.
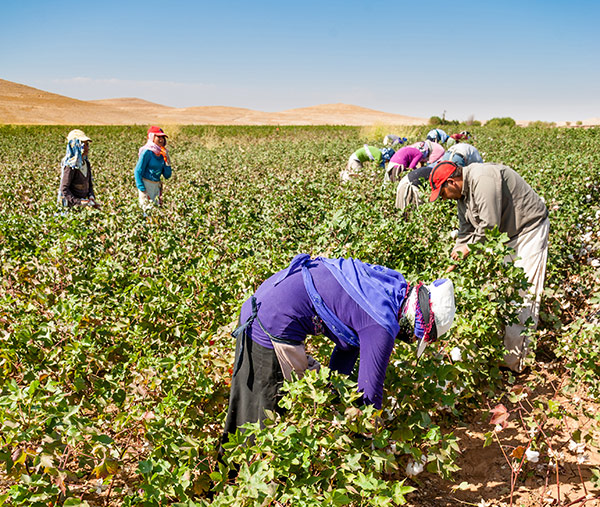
[{"xmin": 221, "ymin": 326, "xmax": 285, "ymax": 449}]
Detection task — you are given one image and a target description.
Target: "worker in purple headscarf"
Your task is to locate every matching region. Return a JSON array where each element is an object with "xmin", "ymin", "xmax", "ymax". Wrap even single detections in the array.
[{"xmin": 221, "ymin": 254, "xmax": 456, "ymax": 445}]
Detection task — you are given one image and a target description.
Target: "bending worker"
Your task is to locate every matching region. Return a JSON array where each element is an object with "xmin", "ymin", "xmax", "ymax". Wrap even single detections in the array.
[
  {"xmin": 395, "ymin": 165, "xmax": 433, "ymax": 210},
  {"xmin": 222, "ymin": 254, "xmax": 456, "ymax": 442},
  {"xmin": 441, "ymin": 142, "xmax": 483, "ymax": 166},
  {"xmin": 426, "ymin": 128, "xmax": 449, "ymax": 145},
  {"xmin": 385, "ymin": 144, "xmax": 429, "ymax": 182},
  {"xmin": 429, "ymin": 161, "xmax": 549, "ymax": 372},
  {"xmin": 341, "ymin": 145, "xmax": 395, "ymax": 182}
]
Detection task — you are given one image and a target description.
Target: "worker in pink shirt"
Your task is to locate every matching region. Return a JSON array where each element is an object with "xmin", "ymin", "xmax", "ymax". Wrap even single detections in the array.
[{"xmin": 385, "ymin": 145, "xmax": 429, "ymax": 182}]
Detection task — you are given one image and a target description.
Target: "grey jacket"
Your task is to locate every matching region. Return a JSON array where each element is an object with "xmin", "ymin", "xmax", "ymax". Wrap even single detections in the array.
[{"xmin": 456, "ymin": 163, "xmax": 548, "ymax": 247}]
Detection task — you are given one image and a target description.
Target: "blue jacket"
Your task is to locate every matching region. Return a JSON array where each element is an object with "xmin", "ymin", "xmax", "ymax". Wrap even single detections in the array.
[{"xmin": 134, "ymin": 150, "xmax": 172, "ymax": 192}]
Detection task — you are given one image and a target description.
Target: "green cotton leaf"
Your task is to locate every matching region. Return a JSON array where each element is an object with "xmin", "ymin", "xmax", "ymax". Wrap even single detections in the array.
[
  {"xmin": 209, "ymin": 471, "xmax": 222, "ymax": 482},
  {"xmin": 0, "ymin": 494, "xmax": 9, "ymax": 506},
  {"xmin": 391, "ymin": 427, "xmax": 414, "ymax": 442},
  {"xmin": 354, "ymin": 472, "xmax": 379, "ymax": 492},
  {"xmin": 591, "ymin": 468, "xmax": 600, "ymax": 489},
  {"xmin": 73, "ymin": 377, "xmax": 87, "ymax": 392},
  {"xmin": 138, "ymin": 460, "xmax": 153, "ymax": 475},
  {"xmin": 330, "ymin": 490, "xmax": 353, "ymax": 505},
  {"xmin": 483, "ymin": 431, "xmax": 494, "ymax": 448},
  {"xmin": 94, "ymin": 458, "xmax": 119, "ymax": 478},
  {"xmin": 112, "ymin": 388, "xmax": 126, "ymax": 404},
  {"xmin": 64, "ymin": 499, "xmax": 90, "ymax": 506},
  {"xmin": 392, "ymin": 480, "xmax": 416, "ymax": 503},
  {"xmin": 92, "ymin": 434, "xmax": 114, "ymax": 445},
  {"xmin": 547, "ymin": 399, "xmax": 561, "ymax": 415}
]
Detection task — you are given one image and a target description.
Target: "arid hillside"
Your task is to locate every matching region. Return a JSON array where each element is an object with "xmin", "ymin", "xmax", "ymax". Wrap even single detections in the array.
[{"xmin": 0, "ymin": 79, "xmax": 427, "ymax": 125}]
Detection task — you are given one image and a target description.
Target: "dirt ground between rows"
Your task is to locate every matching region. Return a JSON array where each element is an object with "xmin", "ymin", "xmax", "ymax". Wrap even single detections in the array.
[{"xmin": 406, "ymin": 362, "xmax": 600, "ymax": 507}]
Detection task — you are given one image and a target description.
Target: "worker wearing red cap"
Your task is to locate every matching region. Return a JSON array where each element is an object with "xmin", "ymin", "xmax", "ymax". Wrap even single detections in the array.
[
  {"xmin": 134, "ymin": 126, "xmax": 172, "ymax": 210},
  {"xmin": 429, "ymin": 161, "xmax": 550, "ymax": 372}
]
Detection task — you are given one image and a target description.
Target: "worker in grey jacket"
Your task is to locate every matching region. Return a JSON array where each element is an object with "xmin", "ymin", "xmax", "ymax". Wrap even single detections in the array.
[
  {"xmin": 428, "ymin": 161, "xmax": 550, "ymax": 372},
  {"xmin": 441, "ymin": 143, "xmax": 484, "ymax": 167}
]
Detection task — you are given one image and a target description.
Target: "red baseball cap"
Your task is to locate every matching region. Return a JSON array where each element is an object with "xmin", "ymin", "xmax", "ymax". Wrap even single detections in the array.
[
  {"xmin": 148, "ymin": 126, "xmax": 168, "ymax": 137},
  {"xmin": 429, "ymin": 161, "xmax": 459, "ymax": 202}
]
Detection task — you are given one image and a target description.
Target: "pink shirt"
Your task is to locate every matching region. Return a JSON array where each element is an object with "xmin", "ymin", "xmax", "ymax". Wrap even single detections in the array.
[{"xmin": 389, "ymin": 146, "xmax": 424, "ymax": 169}]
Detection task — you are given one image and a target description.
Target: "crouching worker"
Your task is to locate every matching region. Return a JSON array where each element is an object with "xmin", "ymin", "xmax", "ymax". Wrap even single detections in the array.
[
  {"xmin": 58, "ymin": 130, "xmax": 100, "ymax": 209},
  {"xmin": 221, "ymin": 254, "xmax": 456, "ymax": 447}
]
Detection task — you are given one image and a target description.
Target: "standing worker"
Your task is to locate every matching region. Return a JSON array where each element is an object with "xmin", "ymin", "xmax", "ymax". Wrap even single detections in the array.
[
  {"xmin": 134, "ymin": 126, "xmax": 172, "ymax": 210},
  {"xmin": 221, "ymin": 254, "xmax": 456, "ymax": 444},
  {"xmin": 58, "ymin": 129, "xmax": 100, "ymax": 209},
  {"xmin": 428, "ymin": 161, "xmax": 549, "ymax": 372}
]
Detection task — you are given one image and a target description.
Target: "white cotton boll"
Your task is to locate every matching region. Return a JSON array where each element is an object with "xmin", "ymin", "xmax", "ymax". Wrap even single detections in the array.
[
  {"xmin": 525, "ymin": 449, "xmax": 540, "ymax": 463},
  {"xmin": 590, "ymin": 259, "xmax": 600, "ymax": 268},
  {"xmin": 450, "ymin": 229, "xmax": 458, "ymax": 239},
  {"xmin": 568, "ymin": 440, "xmax": 586, "ymax": 454},
  {"xmin": 406, "ymin": 460, "xmax": 424, "ymax": 476},
  {"xmin": 577, "ymin": 454, "xmax": 590, "ymax": 464},
  {"xmin": 436, "ymin": 380, "xmax": 451, "ymax": 391},
  {"xmin": 450, "ymin": 347, "xmax": 462, "ymax": 362},
  {"xmin": 495, "ymin": 424, "xmax": 504, "ymax": 432}
]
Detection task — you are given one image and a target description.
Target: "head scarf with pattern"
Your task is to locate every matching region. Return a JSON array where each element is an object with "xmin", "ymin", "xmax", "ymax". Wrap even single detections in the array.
[
  {"xmin": 61, "ymin": 138, "xmax": 88, "ymax": 177},
  {"xmin": 139, "ymin": 133, "xmax": 169, "ymax": 164}
]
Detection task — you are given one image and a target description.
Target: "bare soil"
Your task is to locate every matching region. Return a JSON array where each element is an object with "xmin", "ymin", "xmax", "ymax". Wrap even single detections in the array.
[{"xmin": 406, "ymin": 363, "xmax": 600, "ymax": 507}]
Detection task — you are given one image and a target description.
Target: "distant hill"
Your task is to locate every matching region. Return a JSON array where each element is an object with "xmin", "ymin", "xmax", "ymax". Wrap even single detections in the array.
[{"xmin": 0, "ymin": 79, "xmax": 428, "ymax": 125}]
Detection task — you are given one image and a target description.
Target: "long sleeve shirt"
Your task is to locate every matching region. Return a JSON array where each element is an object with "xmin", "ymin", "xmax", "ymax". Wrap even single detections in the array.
[
  {"xmin": 352, "ymin": 146, "xmax": 383, "ymax": 166},
  {"xmin": 59, "ymin": 160, "xmax": 94, "ymax": 206},
  {"xmin": 389, "ymin": 147, "xmax": 424, "ymax": 169},
  {"xmin": 240, "ymin": 261, "xmax": 398, "ymax": 408},
  {"xmin": 456, "ymin": 163, "xmax": 549, "ymax": 247},
  {"xmin": 134, "ymin": 150, "xmax": 172, "ymax": 192},
  {"xmin": 446, "ymin": 143, "xmax": 483, "ymax": 166}
]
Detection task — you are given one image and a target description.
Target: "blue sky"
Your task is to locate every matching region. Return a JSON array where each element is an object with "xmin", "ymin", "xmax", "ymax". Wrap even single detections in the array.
[{"xmin": 2, "ymin": 0, "xmax": 599, "ymax": 121}]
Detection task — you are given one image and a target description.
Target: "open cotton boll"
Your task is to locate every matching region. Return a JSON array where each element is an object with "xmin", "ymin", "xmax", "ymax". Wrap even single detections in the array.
[
  {"xmin": 525, "ymin": 449, "xmax": 540, "ymax": 463},
  {"xmin": 406, "ymin": 460, "xmax": 424, "ymax": 476},
  {"xmin": 450, "ymin": 347, "xmax": 462, "ymax": 362}
]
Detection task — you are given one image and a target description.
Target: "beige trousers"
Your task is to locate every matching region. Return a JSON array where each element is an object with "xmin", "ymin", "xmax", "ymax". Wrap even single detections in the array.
[
  {"xmin": 340, "ymin": 156, "xmax": 363, "ymax": 182},
  {"xmin": 272, "ymin": 341, "xmax": 321, "ymax": 381},
  {"xmin": 503, "ymin": 217, "xmax": 550, "ymax": 372},
  {"xmin": 395, "ymin": 175, "xmax": 424, "ymax": 210},
  {"xmin": 138, "ymin": 178, "xmax": 162, "ymax": 210},
  {"xmin": 385, "ymin": 162, "xmax": 405, "ymax": 183}
]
